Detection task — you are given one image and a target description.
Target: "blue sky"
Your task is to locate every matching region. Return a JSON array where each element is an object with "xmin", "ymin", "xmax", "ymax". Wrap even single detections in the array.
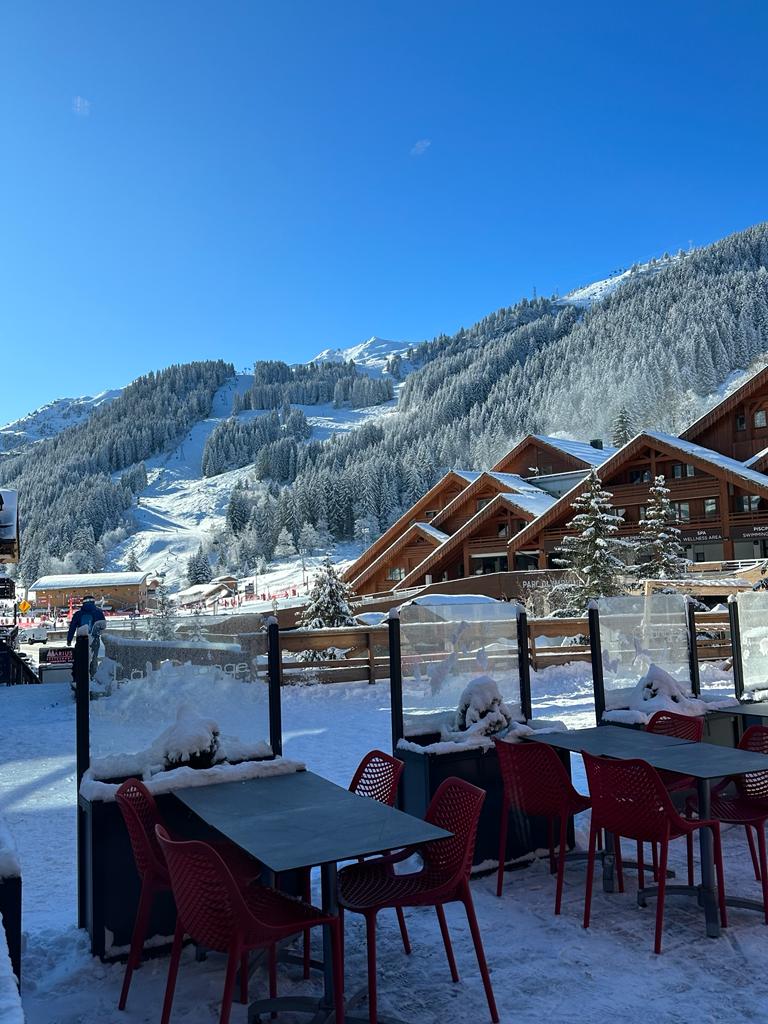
[{"xmin": 2, "ymin": 1, "xmax": 768, "ymax": 421}]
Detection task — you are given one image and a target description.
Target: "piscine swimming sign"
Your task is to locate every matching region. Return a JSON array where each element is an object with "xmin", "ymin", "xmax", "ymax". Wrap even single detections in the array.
[{"xmin": 0, "ymin": 490, "xmax": 19, "ymax": 564}]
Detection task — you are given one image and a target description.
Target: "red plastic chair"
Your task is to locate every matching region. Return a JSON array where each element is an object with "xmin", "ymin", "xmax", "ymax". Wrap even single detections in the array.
[
  {"xmin": 338, "ymin": 777, "xmax": 499, "ymax": 1024},
  {"xmin": 156, "ymin": 826, "xmax": 345, "ymax": 1024},
  {"xmin": 494, "ymin": 739, "xmax": 591, "ymax": 913},
  {"xmin": 115, "ymin": 778, "xmax": 259, "ymax": 1011},
  {"xmin": 302, "ymin": 750, "xmax": 407, "ymax": 976},
  {"xmin": 689, "ymin": 725, "xmax": 768, "ymax": 922},
  {"xmin": 582, "ymin": 752, "xmax": 727, "ymax": 953}
]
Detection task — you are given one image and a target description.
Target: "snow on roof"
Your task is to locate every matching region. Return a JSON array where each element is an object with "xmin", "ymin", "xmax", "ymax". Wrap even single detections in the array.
[
  {"xmin": 744, "ymin": 445, "xmax": 768, "ymax": 469},
  {"xmin": 454, "ymin": 470, "xmax": 481, "ymax": 483},
  {"xmin": 533, "ymin": 435, "xmax": 618, "ymax": 467},
  {"xmin": 645, "ymin": 431, "xmax": 768, "ymax": 491},
  {"xmin": 416, "ymin": 522, "xmax": 450, "ymax": 542},
  {"xmin": 486, "ymin": 471, "xmax": 553, "ymax": 496},
  {"xmin": 498, "ymin": 491, "xmax": 557, "ymax": 518},
  {"xmin": 31, "ymin": 572, "xmax": 150, "ymax": 591}
]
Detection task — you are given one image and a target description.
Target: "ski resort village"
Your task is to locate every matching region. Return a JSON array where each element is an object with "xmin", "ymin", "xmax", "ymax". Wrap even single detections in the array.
[{"xmin": 5, "ymin": 9, "xmax": 768, "ymax": 1024}]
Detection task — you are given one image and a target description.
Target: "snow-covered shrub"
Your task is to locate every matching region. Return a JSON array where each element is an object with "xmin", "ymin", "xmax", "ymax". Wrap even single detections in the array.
[
  {"xmin": 155, "ymin": 704, "xmax": 220, "ymax": 770},
  {"xmin": 452, "ymin": 676, "xmax": 514, "ymax": 738},
  {"xmin": 299, "ymin": 558, "xmax": 355, "ymax": 629}
]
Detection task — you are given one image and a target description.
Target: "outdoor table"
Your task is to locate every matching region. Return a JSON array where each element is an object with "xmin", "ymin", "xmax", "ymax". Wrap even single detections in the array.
[
  {"xmin": 529, "ymin": 727, "xmax": 768, "ymax": 938},
  {"xmin": 708, "ymin": 701, "xmax": 768, "ymax": 743},
  {"xmin": 526, "ymin": 725, "xmax": 693, "ymax": 759},
  {"xmin": 176, "ymin": 770, "xmax": 451, "ymax": 1024}
]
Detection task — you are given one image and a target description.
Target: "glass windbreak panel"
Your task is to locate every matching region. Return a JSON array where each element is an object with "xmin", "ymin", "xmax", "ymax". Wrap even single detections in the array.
[
  {"xmin": 736, "ymin": 591, "xmax": 768, "ymax": 698},
  {"xmin": 695, "ymin": 610, "xmax": 736, "ymax": 699},
  {"xmin": 597, "ymin": 594, "xmax": 691, "ymax": 710},
  {"xmin": 399, "ymin": 595, "xmax": 522, "ymax": 738},
  {"xmin": 88, "ymin": 616, "xmax": 269, "ymax": 784}
]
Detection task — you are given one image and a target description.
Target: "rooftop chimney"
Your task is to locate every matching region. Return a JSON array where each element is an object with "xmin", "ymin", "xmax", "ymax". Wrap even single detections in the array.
[{"xmin": 589, "ymin": 439, "xmax": 604, "ymax": 450}]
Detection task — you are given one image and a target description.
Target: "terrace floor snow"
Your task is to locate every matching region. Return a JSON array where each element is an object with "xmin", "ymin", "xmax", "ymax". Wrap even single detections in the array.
[{"xmin": 1, "ymin": 671, "xmax": 766, "ymax": 1023}]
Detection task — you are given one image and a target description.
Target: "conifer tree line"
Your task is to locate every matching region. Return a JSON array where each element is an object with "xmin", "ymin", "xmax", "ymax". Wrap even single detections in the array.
[
  {"xmin": 233, "ymin": 359, "xmax": 393, "ymax": 412},
  {"xmin": 201, "ymin": 405, "xmax": 312, "ymax": 478}
]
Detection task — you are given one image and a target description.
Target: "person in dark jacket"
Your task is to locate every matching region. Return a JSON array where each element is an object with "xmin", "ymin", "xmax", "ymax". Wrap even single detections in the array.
[{"xmin": 67, "ymin": 596, "xmax": 106, "ymax": 645}]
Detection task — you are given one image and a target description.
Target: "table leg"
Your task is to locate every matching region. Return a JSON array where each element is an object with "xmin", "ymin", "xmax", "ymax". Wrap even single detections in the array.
[
  {"xmin": 319, "ymin": 862, "xmax": 339, "ymax": 1015},
  {"xmin": 696, "ymin": 778, "xmax": 721, "ymax": 939}
]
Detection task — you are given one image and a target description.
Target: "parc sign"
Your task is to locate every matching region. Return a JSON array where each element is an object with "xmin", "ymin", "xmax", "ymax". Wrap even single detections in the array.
[{"xmin": 0, "ymin": 490, "xmax": 20, "ymax": 564}]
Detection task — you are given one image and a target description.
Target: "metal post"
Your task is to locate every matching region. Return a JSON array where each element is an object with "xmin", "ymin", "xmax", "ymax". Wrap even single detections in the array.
[
  {"xmin": 73, "ymin": 632, "xmax": 90, "ymax": 929},
  {"xmin": 686, "ymin": 597, "xmax": 702, "ymax": 698},
  {"xmin": 266, "ymin": 617, "xmax": 283, "ymax": 757},
  {"xmin": 729, "ymin": 596, "xmax": 745, "ymax": 701},
  {"xmin": 588, "ymin": 603, "xmax": 605, "ymax": 726},
  {"xmin": 516, "ymin": 606, "xmax": 533, "ymax": 722},
  {"xmin": 388, "ymin": 609, "xmax": 404, "ymax": 753}
]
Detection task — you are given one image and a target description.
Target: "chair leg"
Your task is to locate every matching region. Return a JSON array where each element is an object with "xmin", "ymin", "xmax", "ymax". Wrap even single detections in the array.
[
  {"xmin": 636, "ymin": 841, "xmax": 645, "ymax": 892},
  {"xmin": 365, "ymin": 912, "xmax": 378, "ymax": 1024},
  {"xmin": 268, "ymin": 943, "xmax": 278, "ymax": 1020},
  {"xmin": 160, "ymin": 921, "xmax": 184, "ymax": 1024},
  {"xmin": 435, "ymin": 903, "xmax": 459, "ymax": 982},
  {"xmin": 118, "ymin": 878, "xmax": 155, "ymax": 1010},
  {"xmin": 651, "ymin": 842, "xmax": 659, "ymax": 883},
  {"xmin": 496, "ymin": 799, "xmax": 509, "ymax": 897},
  {"xmin": 303, "ymin": 868, "xmax": 312, "ymax": 980},
  {"xmin": 614, "ymin": 837, "xmax": 624, "ymax": 894},
  {"xmin": 756, "ymin": 823, "xmax": 768, "ymax": 926},
  {"xmin": 711, "ymin": 824, "xmax": 728, "ymax": 929},
  {"xmin": 462, "ymin": 886, "xmax": 499, "ymax": 1024},
  {"xmin": 555, "ymin": 813, "xmax": 568, "ymax": 915},
  {"xmin": 583, "ymin": 821, "xmax": 598, "ymax": 930},
  {"xmin": 686, "ymin": 832, "xmax": 694, "ymax": 887},
  {"xmin": 654, "ymin": 840, "xmax": 669, "ymax": 955},
  {"xmin": 547, "ymin": 817, "xmax": 556, "ymax": 875},
  {"xmin": 746, "ymin": 825, "xmax": 761, "ymax": 882},
  {"xmin": 395, "ymin": 907, "xmax": 411, "ymax": 955},
  {"xmin": 219, "ymin": 943, "xmax": 240, "ymax": 1024},
  {"xmin": 331, "ymin": 919, "xmax": 345, "ymax": 1024},
  {"xmin": 240, "ymin": 951, "xmax": 248, "ymax": 1004}
]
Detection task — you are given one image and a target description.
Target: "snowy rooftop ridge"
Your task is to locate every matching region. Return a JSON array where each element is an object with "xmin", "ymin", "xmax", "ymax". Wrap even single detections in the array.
[
  {"xmin": 498, "ymin": 491, "xmax": 557, "ymax": 518},
  {"xmin": 415, "ymin": 522, "xmax": 450, "ymax": 542},
  {"xmin": 31, "ymin": 571, "xmax": 152, "ymax": 591},
  {"xmin": 744, "ymin": 445, "xmax": 768, "ymax": 469},
  {"xmin": 644, "ymin": 431, "xmax": 768, "ymax": 491},
  {"xmin": 532, "ymin": 435, "xmax": 618, "ymax": 467}
]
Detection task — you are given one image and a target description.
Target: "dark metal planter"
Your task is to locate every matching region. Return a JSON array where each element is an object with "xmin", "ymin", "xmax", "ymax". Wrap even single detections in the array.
[{"xmin": 0, "ymin": 875, "xmax": 21, "ymax": 983}]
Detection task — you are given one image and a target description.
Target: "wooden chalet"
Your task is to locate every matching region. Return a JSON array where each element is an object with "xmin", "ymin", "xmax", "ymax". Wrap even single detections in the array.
[
  {"xmin": 681, "ymin": 363, "xmax": 768, "ymax": 463},
  {"xmin": 507, "ymin": 431, "xmax": 768, "ymax": 568},
  {"xmin": 492, "ymin": 434, "xmax": 616, "ymax": 476}
]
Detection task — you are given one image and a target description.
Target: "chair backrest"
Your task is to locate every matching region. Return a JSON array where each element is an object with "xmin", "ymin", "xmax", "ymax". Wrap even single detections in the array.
[
  {"xmin": 116, "ymin": 778, "xmax": 168, "ymax": 881},
  {"xmin": 420, "ymin": 777, "xmax": 485, "ymax": 889},
  {"xmin": 349, "ymin": 749, "xmax": 404, "ymax": 806},
  {"xmin": 736, "ymin": 726, "xmax": 768, "ymax": 801},
  {"xmin": 582, "ymin": 752, "xmax": 682, "ymax": 842},
  {"xmin": 495, "ymin": 739, "xmax": 578, "ymax": 817},
  {"xmin": 156, "ymin": 826, "xmax": 255, "ymax": 953},
  {"xmin": 646, "ymin": 710, "xmax": 704, "ymax": 742}
]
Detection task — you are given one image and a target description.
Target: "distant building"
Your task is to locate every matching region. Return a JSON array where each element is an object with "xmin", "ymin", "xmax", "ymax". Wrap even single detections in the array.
[{"xmin": 30, "ymin": 571, "xmax": 157, "ymax": 611}]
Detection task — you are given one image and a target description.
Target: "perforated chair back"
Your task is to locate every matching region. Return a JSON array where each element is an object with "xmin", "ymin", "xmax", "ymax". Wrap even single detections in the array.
[
  {"xmin": 646, "ymin": 710, "xmax": 704, "ymax": 742},
  {"xmin": 495, "ymin": 739, "xmax": 578, "ymax": 817},
  {"xmin": 420, "ymin": 777, "xmax": 484, "ymax": 890},
  {"xmin": 583, "ymin": 752, "xmax": 684, "ymax": 843},
  {"xmin": 349, "ymin": 749, "xmax": 404, "ymax": 806},
  {"xmin": 736, "ymin": 726, "xmax": 768, "ymax": 802},
  {"xmin": 116, "ymin": 778, "xmax": 169, "ymax": 881}
]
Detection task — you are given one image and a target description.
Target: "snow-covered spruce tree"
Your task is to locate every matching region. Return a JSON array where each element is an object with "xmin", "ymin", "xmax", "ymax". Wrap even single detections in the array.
[
  {"xmin": 612, "ymin": 406, "xmax": 635, "ymax": 447},
  {"xmin": 553, "ymin": 470, "xmax": 630, "ymax": 609},
  {"xmin": 125, "ymin": 546, "xmax": 141, "ymax": 572},
  {"xmin": 187, "ymin": 545, "xmax": 213, "ymax": 585},
  {"xmin": 226, "ymin": 485, "xmax": 251, "ymax": 536},
  {"xmin": 298, "ymin": 558, "xmax": 356, "ymax": 629},
  {"xmin": 274, "ymin": 527, "xmax": 297, "ymax": 560},
  {"xmin": 633, "ymin": 475, "xmax": 690, "ymax": 579},
  {"xmin": 148, "ymin": 584, "xmax": 176, "ymax": 641}
]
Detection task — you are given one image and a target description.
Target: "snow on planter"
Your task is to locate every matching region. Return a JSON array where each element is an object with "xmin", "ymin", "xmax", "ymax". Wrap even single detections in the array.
[
  {"xmin": 0, "ymin": 815, "xmax": 20, "ymax": 881},
  {"xmin": 0, "ymin": 925, "xmax": 23, "ymax": 1023},
  {"xmin": 603, "ymin": 662, "xmax": 737, "ymax": 725}
]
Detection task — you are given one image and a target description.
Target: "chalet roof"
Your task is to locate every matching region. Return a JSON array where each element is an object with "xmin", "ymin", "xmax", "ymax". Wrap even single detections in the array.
[
  {"xmin": 433, "ymin": 471, "xmax": 551, "ymax": 528},
  {"xmin": 744, "ymin": 445, "xmax": 768, "ymax": 470},
  {"xmin": 349, "ymin": 521, "xmax": 450, "ymax": 590},
  {"xmin": 31, "ymin": 572, "xmax": 150, "ymax": 591},
  {"xmin": 680, "ymin": 363, "xmax": 768, "ymax": 441},
  {"xmin": 531, "ymin": 435, "xmax": 618, "ymax": 467},
  {"xmin": 396, "ymin": 490, "xmax": 553, "ymax": 590},
  {"xmin": 507, "ymin": 430, "xmax": 768, "ymax": 553}
]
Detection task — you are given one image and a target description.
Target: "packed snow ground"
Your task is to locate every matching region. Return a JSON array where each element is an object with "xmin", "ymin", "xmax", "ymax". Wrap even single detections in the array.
[{"xmin": 3, "ymin": 661, "xmax": 768, "ymax": 1023}]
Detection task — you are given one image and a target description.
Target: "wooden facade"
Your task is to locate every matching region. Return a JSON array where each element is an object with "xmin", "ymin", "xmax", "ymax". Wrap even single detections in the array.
[
  {"xmin": 681, "ymin": 364, "xmax": 768, "ymax": 463},
  {"xmin": 31, "ymin": 572, "xmax": 155, "ymax": 611},
  {"xmin": 507, "ymin": 432, "xmax": 768, "ymax": 568},
  {"xmin": 492, "ymin": 435, "xmax": 614, "ymax": 476}
]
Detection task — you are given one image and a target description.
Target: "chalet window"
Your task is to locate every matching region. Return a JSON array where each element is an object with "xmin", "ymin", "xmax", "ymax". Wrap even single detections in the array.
[
  {"xmin": 616, "ymin": 507, "xmax": 626, "ymax": 519},
  {"xmin": 540, "ymin": 464, "xmax": 553, "ymax": 475},
  {"xmin": 497, "ymin": 522, "xmax": 509, "ymax": 538},
  {"xmin": 672, "ymin": 501, "xmax": 690, "ymax": 522},
  {"xmin": 755, "ymin": 410, "xmax": 767, "ymax": 429},
  {"xmin": 638, "ymin": 505, "xmax": 647, "ymax": 521},
  {"xmin": 672, "ymin": 463, "xmax": 695, "ymax": 479},
  {"xmin": 736, "ymin": 414, "xmax": 747, "ymax": 431},
  {"xmin": 704, "ymin": 498, "xmax": 718, "ymax": 518},
  {"xmin": 736, "ymin": 495, "xmax": 761, "ymax": 513},
  {"xmin": 629, "ymin": 468, "xmax": 652, "ymax": 484},
  {"xmin": 386, "ymin": 567, "xmax": 406, "ymax": 581},
  {"xmin": 424, "ymin": 510, "xmax": 437, "ymax": 519},
  {"xmin": 476, "ymin": 498, "xmax": 490, "ymax": 511}
]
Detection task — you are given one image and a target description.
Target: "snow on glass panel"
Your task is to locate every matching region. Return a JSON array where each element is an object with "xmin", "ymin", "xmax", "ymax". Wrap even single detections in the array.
[
  {"xmin": 399, "ymin": 595, "xmax": 522, "ymax": 737},
  {"xmin": 88, "ymin": 617, "xmax": 270, "ymax": 784},
  {"xmin": 736, "ymin": 591, "xmax": 768, "ymax": 698},
  {"xmin": 598, "ymin": 594, "xmax": 692, "ymax": 709}
]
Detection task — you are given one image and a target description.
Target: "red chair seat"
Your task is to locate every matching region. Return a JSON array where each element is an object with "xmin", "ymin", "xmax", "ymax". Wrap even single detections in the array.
[
  {"xmin": 338, "ymin": 859, "xmax": 446, "ymax": 911},
  {"xmin": 242, "ymin": 884, "xmax": 334, "ymax": 935},
  {"xmin": 710, "ymin": 794, "xmax": 768, "ymax": 825}
]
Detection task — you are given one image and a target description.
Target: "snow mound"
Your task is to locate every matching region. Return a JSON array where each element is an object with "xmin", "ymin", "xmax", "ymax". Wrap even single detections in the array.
[
  {"xmin": 0, "ymin": 814, "xmax": 20, "ymax": 879},
  {"xmin": 603, "ymin": 662, "xmax": 737, "ymax": 724}
]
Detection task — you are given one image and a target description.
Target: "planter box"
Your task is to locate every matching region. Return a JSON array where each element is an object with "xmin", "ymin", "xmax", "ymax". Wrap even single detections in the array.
[
  {"xmin": 0, "ymin": 876, "xmax": 21, "ymax": 984},
  {"xmin": 397, "ymin": 738, "xmax": 573, "ymax": 870}
]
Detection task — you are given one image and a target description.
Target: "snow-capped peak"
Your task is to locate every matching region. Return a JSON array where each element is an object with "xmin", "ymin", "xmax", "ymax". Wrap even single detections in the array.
[
  {"xmin": 0, "ymin": 389, "xmax": 122, "ymax": 452},
  {"xmin": 557, "ymin": 250, "xmax": 691, "ymax": 309},
  {"xmin": 310, "ymin": 336, "xmax": 411, "ymax": 376}
]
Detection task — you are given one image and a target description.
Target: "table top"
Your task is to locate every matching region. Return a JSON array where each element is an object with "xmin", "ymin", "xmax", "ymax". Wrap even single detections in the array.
[
  {"xmin": 715, "ymin": 702, "xmax": 768, "ymax": 719},
  {"xmin": 527, "ymin": 725, "xmax": 692, "ymax": 758},
  {"xmin": 175, "ymin": 770, "xmax": 451, "ymax": 874},
  {"xmin": 631, "ymin": 741, "xmax": 768, "ymax": 779}
]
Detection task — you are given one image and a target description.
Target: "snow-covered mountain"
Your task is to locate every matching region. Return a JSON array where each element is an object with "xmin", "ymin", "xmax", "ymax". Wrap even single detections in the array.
[
  {"xmin": 557, "ymin": 251, "xmax": 688, "ymax": 308},
  {"xmin": 0, "ymin": 389, "xmax": 122, "ymax": 453},
  {"xmin": 310, "ymin": 335, "xmax": 411, "ymax": 376}
]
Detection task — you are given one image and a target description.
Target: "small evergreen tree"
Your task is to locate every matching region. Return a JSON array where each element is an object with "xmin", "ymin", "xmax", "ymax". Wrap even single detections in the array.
[
  {"xmin": 298, "ymin": 522, "xmax": 321, "ymax": 558},
  {"xmin": 226, "ymin": 485, "xmax": 251, "ymax": 535},
  {"xmin": 633, "ymin": 475, "xmax": 690, "ymax": 579},
  {"xmin": 299, "ymin": 558, "xmax": 356, "ymax": 628},
  {"xmin": 187, "ymin": 545, "xmax": 213, "ymax": 585},
  {"xmin": 553, "ymin": 470, "xmax": 630, "ymax": 609},
  {"xmin": 125, "ymin": 546, "xmax": 141, "ymax": 572},
  {"xmin": 148, "ymin": 584, "xmax": 176, "ymax": 641},
  {"xmin": 612, "ymin": 406, "xmax": 635, "ymax": 447},
  {"xmin": 274, "ymin": 527, "xmax": 297, "ymax": 560}
]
